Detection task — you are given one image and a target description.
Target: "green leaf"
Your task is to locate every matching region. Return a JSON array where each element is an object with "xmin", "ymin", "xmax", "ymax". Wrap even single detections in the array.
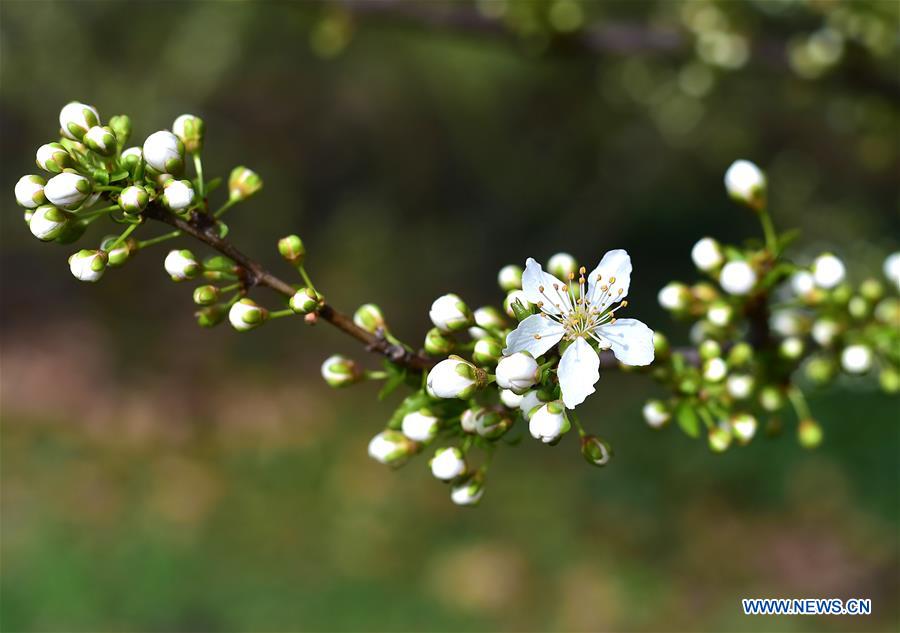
[
  {"xmin": 205, "ymin": 177, "xmax": 223, "ymax": 194},
  {"xmin": 676, "ymin": 400, "xmax": 701, "ymax": 438},
  {"xmin": 378, "ymin": 362, "xmax": 407, "ymax": 401},
  {"xmin": 776, "ymin": 228, "xmax": 801, "ymax": 254},
  {"xmin": 108, "ymin": 170, "xmax": 129, "ymax": 182}
]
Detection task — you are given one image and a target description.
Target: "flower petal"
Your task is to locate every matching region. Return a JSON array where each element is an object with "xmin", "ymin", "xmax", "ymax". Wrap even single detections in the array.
[
  {"xmin": 503, "ymin": 314, "xmax": 564, "ymax": 357},
  {"xmin": 522, "ymin": 257, "xmax": 571, "ymax": 315},
  {"xmin": 598, "ymin": 318, "xmax": 654, "ymax": 366},
  {"xmin": 558, "ymin": 337, "xmax": 600, "ymax": 409},
  {"xmin": 586, "ymin": 249, "xmax": 632, "ymax": 310}
]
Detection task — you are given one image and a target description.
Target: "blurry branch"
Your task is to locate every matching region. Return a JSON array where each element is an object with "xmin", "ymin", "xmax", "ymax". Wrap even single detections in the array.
[{"xmin": 331, "ymin": 0, "xmax": 899, "ymax": 99}]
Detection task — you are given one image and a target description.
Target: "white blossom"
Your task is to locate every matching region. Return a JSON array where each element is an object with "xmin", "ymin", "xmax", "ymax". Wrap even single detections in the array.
[
  {"xmin": 29, "ymin": 205, "xmax": 69, "ymax": 241},
  {"xmin": 730, "ymin": 413, "xmax": 758, "ymax": 444},
  {"xmin": 497, "ymin": 264, "xmax": 522, "ymax": 291},
  {"xmin": 430, "ymin": 447, "xmax": 466, "ymax": 480},
  {"xmin": 691, "ymin": 237, "xmax": 724, "ymax": 272},
  {"xmin": 841, "ymin": 344, "xmax": 872, "ymax": 374},
  {"xmin": 724, "ymin": 159, "xmax": 765, "ymax": 205},
  {"xmin": 790, "ymin": 270, "xmax": 815, "ymax": 296},
  {"xmin": 368, "ymin": 430, "xmax": 413, "ymax": 465},
  {"xmin": 812, "ymin": 253, "xmax": 845, "ymax": 289},
  {"xmin": 726, "ymin": 374, "xmax": 754, "ymax": 400},
  {"xmin": 161, "ymin": 179, "xmax": 195, "ymax": 212},
  {"xmin": 703, "ymin": 357, "xmax": 727, "ymax": 382},
  {"xmin": 499, "ymin": 389, "xmax": 523, "ymax": 409},
  {"xmin": 811, "ymin": 318, "xmax": 840, "ymax": 347},
  {"xmin": 642, "ymin": 400, "xmax": 670, "ymax": 428},
  {"xmin": 657, "ymin": 282, "xmax": 689, "ymax": 311},
  {"xmin": 719, "ymin": 260, "xmax": 757, "ymax": 295},
  {"xmin": 517, "ymin": 390, "xmax": 545, "ymax": 420}
]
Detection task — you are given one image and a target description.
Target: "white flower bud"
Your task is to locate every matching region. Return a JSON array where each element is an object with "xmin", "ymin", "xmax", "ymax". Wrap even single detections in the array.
[
  {"xmin": 495, "ymin": 352, "xmax": 540, "ymax": 394},
  {"xmin": 161, "ymin": 179, "xmax": 195, "ymax": 213},
  {"xmin": 790, "ymin": 270, "xmax": 815, "ymax": 296},
  {"xmin": 353, "ymin": 303, "xmax": 386, "ymax": 333},
  {"xmin": 770, "ymin": 309, "xmax": 806, "ymax": 337},
  {"xmin": 35, "ymin": 142, "xmax": 73, "ymax": 173},
  {"xmin": 703, "ymin": 357, "xmax": 728, "ymax": 382},
  {"xmin": 15, "ymin": 175, "xmax": 46, "ymax": 208},
  {"xmin": 730, "ymin": 413, "xmax": 758, "ymax": 445},
  {"xmin": 726, "ymin": 374, "xmax": 754, "ymax": 400},
  {"xmin": 706, "ymin": 301, "xmax": 733, "ymax": 327},
  {"xmin": 691, "ymin": 237, "xmax": 724, "ymax": 272},
  {"xmin": 642, "ymin": 400, "xmax": 670, "ymax": 428},
  {"xmin": 724, "ymin": 159, "xmax": 765, "ymax": 206},
  {"xmin": 429, "ymin": 293, "xmax": 472, "ymax": 332},
  {"xmin": 529, "ymin": 401, "xmax": 569, "ymax": 444},
  {"xmin": 59, "ymin": 101, "xmax": 100, "ymax": 140},
  {"xmin": 500, "ymin": 389, "xmax": 523, "ymax": 409},
  {"xmin": 164, "ymin": 249, "xmax": 200, "ymax": 281},
  {"xmin": 473, "ymin": 306, "xmax": 506, "ymax": 331},
  {"xmin": 120, "ymin": 146, "xmax": 143, "ymax": 170},
  {"xmin": 708, "ymin": 422, "xmax": 733, "ymax": 453},
  {"xmin": 228, "ymin": 166, "xmax": 263, "ymax": 201},
  {"xmin": 29, "ymin": 204, "xmax": 71, "ymax": 241},
  {"xmin": 812, "ymin": 253, "xmax": 845, "ymax": 289},
  {"xmin": 657, "ymin": 282, "xmax": 690, "ymax": 311},
  {"xmin": 118, "ymin": 186, "xmax": 148, "ymax": 215},
  {"xmin": 503, "ymin": 289, "xmax": 532, "ymax": 318},
  {"xmin": 451, "ymin": 476, "xmax": 484, "ymax": 506},
  {"xmin": 68, "ymin": 249, "xmax": 107, "ymax": 282},
  {"xmin": 779, "ymin": 337, "xmax": 804, "ymax": 359},
  {"xmin": 841, "ymin": 344, "xmax": 872, "ymax": 374},
  {"xmin": 472, "ymin": 338, "xmax": 502, "ymax": 366},
  {"xmin": 321, "ymin": 354, "xmax": 363, "ymax": 387},
  {"xmin": 811, "ymin": 318, "xmax": 840, "ymax": 347},
  {"xmin": 84, "ymin": 125, "xmax": 117, "ymax": 156},
  {"xmin": 497, "ymin": 264, "xmax": 523, "ymax": 291},
  {"xmin": 472, "ymin": 409, "xmax": 510, "ymax": 439},
  {"xmin": 44, "ymin": 172, "xmax": 92, "ymax": 210},
  {"xmin": 401, "ymin": 409, "xmax": 440, "ymax": 443},
  {"xmin": 426, "ymin": 357, "xmax": 482, "ymax": 399},
  {"xmin": 368, "ymin": 430, "xmax": 415, "ymax": 466},
  {"xmin": 883, "ymin": 252, "xmax": 900, "ymax": 289},
  {"xmin": 430, "ymin": 447, "xmax": 466, "ymax": 481},
  {"xmin": 518, "ymin": 389, "xmax": 547, "ymax": 420},
  {"xmin": 547, "ymin": 252, "xmax": 577, "ymax": 280},
  {"xmin": 142, "ymin": 130, "xmax": 185, "ymax": 174},
  {"xmin": 719, "ymin": 260, "xmax": 757, "ymax": 295},
  {"xmin": 290, "ymin": 287, "xmax": 322, "ymax": 314},
  {"xmin": 228, "ymin": 298, "xmax": 268, "ymax": 332},
  {"xmin": 460, "ymin": 408, "xmax": 479, "ymax": 434},
  {"xmin": 172, "ymin": 113, "xmax": 205, "ymax": 153}
]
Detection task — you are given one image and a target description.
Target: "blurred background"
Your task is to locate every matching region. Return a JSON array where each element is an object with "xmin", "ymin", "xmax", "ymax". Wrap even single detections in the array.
[{"xmin": 1, "ymin": 1, "xmax": 898, "ymax": 631}]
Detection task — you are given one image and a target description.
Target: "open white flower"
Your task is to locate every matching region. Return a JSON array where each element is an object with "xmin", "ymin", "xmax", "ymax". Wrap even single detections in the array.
[{"xmin": 502, "ymin": 251, "xmax": 654, "ymax": 409}]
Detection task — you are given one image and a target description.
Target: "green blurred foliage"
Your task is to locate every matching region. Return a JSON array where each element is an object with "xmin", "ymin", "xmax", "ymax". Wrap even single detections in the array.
[{"xmin": 1, "ymin": 1, "xmax": 897, "ymax": 631}]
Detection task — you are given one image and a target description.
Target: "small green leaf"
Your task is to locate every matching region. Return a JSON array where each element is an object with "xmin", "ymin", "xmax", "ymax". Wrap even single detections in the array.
[
  {"xmin": 378, "ymin": 368, "xmax": 407, "ymax": 400},
  {"xmin": 109, "ymin": 170, "xmax": 129, "ymax": 182},
  {"xmin": 676, "ymin": 401, "xmax": 701, "ymax": 438},
  {"xmin": 205, "ymin": 177, "xmax": 223, "ymax": 194}
]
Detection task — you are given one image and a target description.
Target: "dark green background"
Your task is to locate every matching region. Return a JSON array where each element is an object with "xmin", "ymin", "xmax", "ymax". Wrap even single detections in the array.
[{"xmin": 1, "ymin": 1, "xmax": 897, "ymax": 631}]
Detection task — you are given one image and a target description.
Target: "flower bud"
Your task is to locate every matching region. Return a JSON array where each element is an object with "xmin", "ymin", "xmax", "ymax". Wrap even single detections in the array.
[
  {"xmin": 500, "ymin": 389, "xmax": 523, "ymax": 409},
  {"xmin": 812, "ymin": 253, "xmax": 845, "ymax": 289},
  {"xmin": 703, "ymin": 357, "xmax": 727, "ymax": 382},
  {"xmin": 503, "ymin": 289, "xmax": 532, "ymax": 319},
  {"xmin": 120, "ymin": 146, "xmax": 143, "ymax": 171},
  {"xmin": 758, "ymin": 385, "xmax": 784, "ymax": 412},
  {"xmin": 691, "ymin": 237, "xmax": 724, "ymax": 272},
  {"xmin": 277, "ymin": 234, "xmax": 305, "ymax": 264},
  {"xmin": 161, "ymin": 179, "xmax": 195, "ymax": 214},
  {"xmin": 692, "ymin": 282, "xmax": 719, "ymax": 303},
  {"xmin": 848, "ymin": 296, "xmax": 869, "ymax": 320},
  {"xmin": 429, "ymin": 293, "xmax": 473, "ymax": 332},
  {"xmin": 883, "ymin": 252, "xmax": 900, "ymax": 290},
  {"xmin": 195, "ymin": 304, "xmax": 226, "ymax": 328},
  {"xmin": 368, "ymin": 430, "xmax": 416, "ymax": 466},
  {"xmin": 29, "ymin": 204, "xmax": 71, "ymax": 241},
  {"xmin": 59, "ymin": 101, "xmax": 100, "ymax": 140},
  {"xmin": 496, "ymin": 351, "xmax": 539, "ymax": 394},
  {"xmin": 84, "ymin": 125, "xmax": 116, "ymax": 156},
  {"xmin": 353, "ymin": 303, "xmax": 387, "ymax": 333},
  {"xmin": 44, "ymin": 172, "xmax": 92, "ymax": 210},
  {"xmin": 473, "ymin": 306, "xmax": 506, "ymax": 331},
  {"xmin": 118, "ymin": 185, "xmax": 149, "ymax": 215},
  {"xmin": 143, "ymin": 130, "xmax": 185, "ymax": 174},
  {"xmin": 451, "ymin": 475, "xmax": 485, "ymax": 506},
  {"xmin": 53, "ymin": 217, "xmax": 89, "ymax": 244},
  {"xmin": 529, "ymin": 401, "xmax": 570, "ymax": 444},
  {"xmin": 804, "ymin": 356, "xmax": 836, "ymax": 384},
  {"xmin": 779, "ymin": 337, "xmax": 804, "ymax": 360},
  {"xmin": 289, "ymin": 287, "xmax": 322, "ymax": 314},
  {"xmin": 321, "ymin": 354, "xmax": 362, "ymax": 387},
  {"xmin": 840, "ymin": 344, "xmax": 872, "ymax": 374},
  {"xmin": 547, "ymin": 252, "xmax": 577, "ymax": 280},
  {"xmin": 172, "ymin": 114, "xmax": 205, "ymax": 153},
  {"xmin": 879, "ymin": 368, "xmax": 900, "ymax": 394},
  {"xmin": 874, "ymin": 297, "xmax": 899, "ymax": 325},
  {"xmin": 426, "ymin": 356, "xmax": 485, "ymax": 399},
  {"xmin": 424, "ymin": 327, "xmax": 454, "ymax": 356},
  {"xmin": 797, "ymin": 418, "xmax": 823, "ymax": 449},
  {"xmin": 228, "ymin": 166, "xmax": 262, "ymax": 201},
  {"xmin": 164, "ymin": 249, "xmax": 200, "ymax": 281},
  {"xmin": 15, "ymin": 175, "xmax": 46, "ymax": 208},
  {"xmin": 770, "ymin": 309, "xmax": 807, "ymax": 337},
  {"xmin": 68, "ymin": 249, "xmax": 107, "ymax": 282},
  {"xmin": 642, "ymin": 400, "xmax": 670, "ymax": 428},
  {"xmin": 193, "ymin": 284, "xmax": 220, "ymax": 305},
  {"xmin": 657, "ymin": 282, "xmax": 690, "ymax": 311},
  {"xmin": 228, "ymin": 298, "xmax": 268, "ymax": 332},
  {"xmin": 706, "ymin": 301, "xmax": 733, "ymax": 327},
  {"xmin": 473, "ymin": 409, "xmax": 511, "ymax": 439},
  {"xmin": 430, "ymin": 447, "xmax": 466, "ymax": 481},
  {"xmin": 497, "ymin": 264, "xmax": 523, "ymax": 291},
  {"xmin": 698, "ymin": 340, "xmax": 721, "ymax": 360},
  {"xmin": 790, "ymin": 270, "xmax": 815, "ymax": 297},
  {"xmin": 811, "ymin": 318, "xmax": 840, "ymax": 347},
  {"xmin": 108, "ymin": 115, "xmax": 131, "ymax": 144},
  {"xmin": 653, "ymin": 331, "xmax": 670, "ymax": 358},
  {"xmin": 719, "ymin": 260, "xmax": 757, "ymax": 296},
  {"xmin": 726, "ymin": 374, "xmax": 754, "ymax": 400},
  {"xmin": 460, "ymin": 407, "xmax": 480, "ymax": 434},
  {"xmin": 401, "ymin": 409, "xmax": 440, "ymax": 443},
  {"xmin": 581, "ymin": 435, "xmax": 613, "ymax": 466},
  {"xmin": 99, "ymin": 235, "xmax": 136, "ymax": 267},
  {"xmin": 724, "ymin": 160, "xmax": 766, "ymax": 208},
  {"xmin": 708, "ymin": 422, "xmax": 732, "ymax": 453},
  {"xmin": 730, "ymin": 413, "xmax": 757, "ymax": 445},
  {"xmin": 518, "ymin": 389, "xmax": 550, "ymax": 420},
  {"xmin": 35, "ymin": 142, "xmax": 73, "ymax": 173},
  {"xmin": 472, "ymin": 338, "xmax": 502, "ymax": 366},
  {"xmin": 727, "ymin": 342, "xmax": 753, "ymax": 366}
]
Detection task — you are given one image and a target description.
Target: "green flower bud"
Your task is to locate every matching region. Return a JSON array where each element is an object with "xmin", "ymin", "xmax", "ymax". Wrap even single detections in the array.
[
  {"xmin": 759, "ymin": 385, "xmax": 784, "ymax": 412},
  {"xmin": 859, "ymin": 278, "xmax": 884, "ymax": 302},
  {"xmin": 804, "ymin": 356, "xmax": 837, "ymax": 385},
  {"xmin": 847, "ymin": 296, "xmax": 870, "ymax": 319},
  {"xmin": 528, "ymin": 400, "xmax": 570, "ymax": 445},
  {"xmin": 472, "ymin": 409, "xmax": 512, "ymax": 439},
  {"xmin": 44, "ymin": 172, "xmax": 92, "ymax": 210},
  {"xmin": 99, "ymin": 235, "xmax": 137, "ymax": 267},
  {"xmin": 193, "ymin": 285, "xmax": 220, "ymax": 305},
  {"xmin": 691, "ymin": 282, "xmax": 719, "ymax": 303},
  {"xmin": 730, "ymin": 413, "xmax": 758, "ymax": 445},
  {"xmin": 68, "ymin": 249, "xmax": 107, "ymax": 282},
  {"xmin": 652, "ymin": 331, "xmax": 670, "ymax": 358},
  {"xmin": 28, "ymin": 204, "xmax": 71, "ymax": 241},
  {"xmin": 108, "ymin": 115, "xmax": 131, "ymax": 144},
  {"xmin": 289, "ymin": 287, "xmax": 323, "ymax": 314},
  {"xmin": 228, "ymin": 298, "xmax": 268, "ymax": 332},
  {"xmin": 581, "ymin": 435, "xmax": 613, "ymax": 467},
  {"xmin": 228, "ymin": 166, "xmax": 263, "ymax": 201},
  {"xmin": 708, "ymin": 422, "xmax": 732, "ymax": 453},
  {"xmin": 497, "ymin": 264, "xmax": 523, "ymax": 291},
  {"xmin": 724, "ymin": 160, "xmax": 766, "ymax": 209},
  {"xmin": 642, "ymin": 399, "xmax": 670, "ymax": 428},
  {"xmin": 120, "ymin": 147, "xmax": 142, "ymax": 171},
  {"xmin": 779, "ymin": 337, "xmax": 805, "ymax": 360},
  {"xmin": 874, "ymin": 297, "xmax": 899, "ymax": 325},
  {"xmin": 424, "ymin": 327, "xmax": 454, "ymax": 356},
  {"xmin": 36, "ymin": 142, "xmax": 73, "ymax": 173},
  {"xmin": 172, "ymin": 114, "xmax": 205, "ymax": 153},
  {"xmin": 53, "ymin": 217, "xmax": 89, "ymax": 244},
  {"xmin": 321, "ymin": 354, "xmax": 362, "ymax": 387},
  {"xmin": 426, "ymin": 356, "xmax": 486, "ymax": 399},
  {"xmin": 472, "ymin": 338, "xmax": 502, "ymax": 366},
  {"xmin": 698, "ymin": 340, "xmax": 721, "ymax": 361},
  {"xmin": 658, "ymin": 282, "xmax": 691, "ymax": 311},
  {"xmin": 706, "ymin": 300, "xmax": 733, "ymax": 327},
  {"xmin": 879, "ymin": 367, "xmax": 900, "ymax": 394},
  {"xmin": 727, "ymin": 342, "xmax": 753, "ymax": 366},
  {"xmin": 202, "ymin": 255, "xmax": 236, "ymax": 273},
  {"xmin": 277, "ymin": 234, "xmax": 306, "ymax": 264},
  {"xmin": 430, "ymin": 446, "xmax": 467, "ymax": 480},
  {"xmin": 353, "ymin": 303, "xmax": 387, "ymax": 333},
  {"xmin": 702, "ymin": 357, "xmax": 727, "ymax": 382},
  {"xmin": 195, "ymin": 304, "xmax": 226, "ymax": 328},
  {"xmin": 84, "ymin": 125, "xmax": 117, "ymax": 156},
  {"xmin": 547, "ymin": 252, "xmax": 578, "ymax": 280},
  {"xmin": 473, "ymin": 306, "xmax": 506, "ymax": 331},
  {"xmin": 797, "ymin": 418, "xmax": 823, "ymax": 449},
  {"xmin": 118, "ymin": 185, "xmax": 149, "ymax": 215},
  {"xmin": 503, "ymin": 290, "xmax": 533, "ymax": 320}
]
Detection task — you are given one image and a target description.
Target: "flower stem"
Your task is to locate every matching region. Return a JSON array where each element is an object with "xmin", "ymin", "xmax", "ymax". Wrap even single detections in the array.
[
  {"xmin": 213, "ymin": 198, "xmax": 238, "ymax": 218},
  {"xmin": 138, "ymin": 229, "xmax": 181, "ymax": 249},
  {"xmin": 759, "ymin": 206, "xmax": 778, "ymax": 254},
  {"xmin": 268, "ymin": 308, "xmax": 295, "ymax": 319},
  {"xmin": 94, "ymin": 185, "xmax": 123, "ymax": 192},
  {"xmin": 107, "ymin": 223, "xmax": 138, "ymax": 250},
  {"xmin": 786, "ymin": 386, "xmax": 811, "ymax": 421},
  {"xmin": 193, "ymin": 154, "xmax": 205, "ymax": 199},
  {"xmin": 79, "ymin": 205, "xmax": 120, "ymax": 222},
  {"xmin": 569, "ymin": 410, "xmax": 586, "ymax": 437},
  {"xmin": 298, "ymin": 264, "xmax": 317, "ymax": 294}
]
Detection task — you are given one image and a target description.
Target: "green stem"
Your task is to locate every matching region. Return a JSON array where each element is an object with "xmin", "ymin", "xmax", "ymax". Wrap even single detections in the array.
[
  {"xmin": 134, "ymin": 159, "xmax": 145, "ymax": 182},
  {"xmin": 298, "ymin": 264, "xmax": 317, "ymax": 294},
  {"xmin": 759, "ymin": 207, "xmax": 778, "ymax": 253},
  {"xmin": 568, "ymin": 410, "xmax": 586, "ymax": 437},
  {"xmin": 94, "ymin": 185, "xmax": 123, "ymax": 192},
  {"xmin": 786, "ymin": 386, "xmax": 811, "ymax": 421},
  {"xmin": 364, "ymin": 370, "xmax": 389, "ymax": 380},
  {"xmin": 138, "ymin": 229, "xmax": 181, "ymax": 249},
  {"xmin": 193, "ymin": 154, "xmax": 205, "ymax": 199},
  {"xmin": 108, "ymin": 223, "xmax": 138, "ymax": 250},
  {"xmin": 213, "ymin": 198, "xmax": 238, "ymax": 219},
  {"xmin": 268, "ymin": 308, "xmax": 296, "ymax": 319},
  {"xmin": 697, "ymin": 406, "xmax": 716, "ymax": 430},
  {"xmin": 79, "ymin": 205, "xmax": 120, "ymax": 221}
]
